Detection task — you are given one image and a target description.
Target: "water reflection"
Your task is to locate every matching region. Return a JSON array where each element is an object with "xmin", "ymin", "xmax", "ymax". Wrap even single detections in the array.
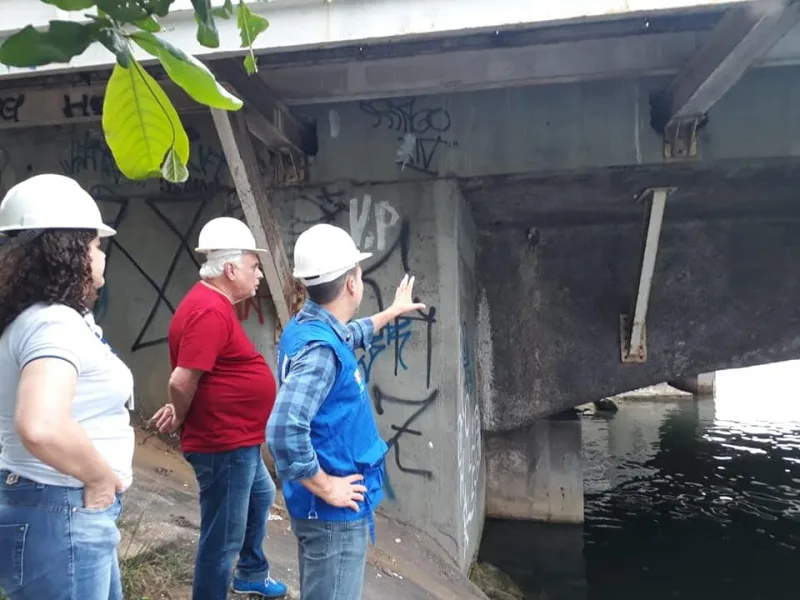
[
  {"xmin": 481, "ymin": 363, "xmax": 800, "ymax": 600},
  {"xmin": 586, "ymin": 368, "xmax": 800, "ymax": 600}
]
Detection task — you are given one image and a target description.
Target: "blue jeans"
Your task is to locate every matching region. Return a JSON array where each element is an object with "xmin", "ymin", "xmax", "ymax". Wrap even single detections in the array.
[
  {"xmin": 290, "ymin": 516, "xmax": 369, "ymax": 600},
  {"xmin": 0, "ymin": 470, "xmax": 123, "ymax": 600},
  {"xmin": 184, "ymin": 445, "xmax": 277, "ymax": 600}
]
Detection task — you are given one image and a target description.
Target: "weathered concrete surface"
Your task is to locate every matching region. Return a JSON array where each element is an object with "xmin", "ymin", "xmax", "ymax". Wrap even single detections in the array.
[
  {"xmin": 484, "ymin": 412, "xmax": 583, "ymax": 523},
  {"xmin": 125, "ymin": 427, "xmax": 489, "ymax": 600},
  {"xmin": 471, "ymin": 164, "xmax": 800, "ymax": 430},
  {"xmin": 269, "ymin": 179, "xmax": 486, "ymax": 572}
]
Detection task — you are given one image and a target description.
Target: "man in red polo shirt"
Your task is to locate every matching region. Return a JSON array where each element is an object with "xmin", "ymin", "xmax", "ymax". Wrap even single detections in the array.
[{"xmin": 151, "ymin": 217, "xmax": 287, "ymax": 600}]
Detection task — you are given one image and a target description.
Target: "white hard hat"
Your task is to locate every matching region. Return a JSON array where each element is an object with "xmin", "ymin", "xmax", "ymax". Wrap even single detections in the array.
[
  {"xmin": 195, "ymin": 217, "xmax": 267, "ymax": 254},
  {"xmin": 0, "ymin": 173, "xmax": 115, "ymax": 237},
  {"xmin": 293, "ymin": 224, "xmax": 372, "ymax": 286}
]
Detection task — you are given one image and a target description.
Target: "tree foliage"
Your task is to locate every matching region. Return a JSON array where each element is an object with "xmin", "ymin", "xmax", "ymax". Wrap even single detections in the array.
[{"xmin": 0, "ymin": 0, "xmax": 274, "ymax": 183}]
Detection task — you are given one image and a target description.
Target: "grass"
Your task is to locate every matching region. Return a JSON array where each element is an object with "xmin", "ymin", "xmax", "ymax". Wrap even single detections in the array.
[
  {"xmin": 120, "ymin": 541, "xmax": 195, "ymax": 600},
  {"xmin": 118, "ymin": 509, "xmax": 195, "ymax": 600}
]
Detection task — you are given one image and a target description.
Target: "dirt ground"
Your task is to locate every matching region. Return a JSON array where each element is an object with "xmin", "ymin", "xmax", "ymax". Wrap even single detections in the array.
[{"xmin": 121, "ymin": 427, "xmax": 488, "ymax": 600}]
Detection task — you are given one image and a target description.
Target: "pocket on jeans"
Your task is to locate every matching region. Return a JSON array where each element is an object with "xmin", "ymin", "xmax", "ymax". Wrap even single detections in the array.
[
  {"xmin": 0, "ymin": 523, "xmax": 28, "ymax": 589},
  {"xmin": 296, "ymin": 520, "xmax": 333, "ymax": 560},
  {"xmin": 74, "ymin": 495, "xmax": 120, "ymax": 516}
]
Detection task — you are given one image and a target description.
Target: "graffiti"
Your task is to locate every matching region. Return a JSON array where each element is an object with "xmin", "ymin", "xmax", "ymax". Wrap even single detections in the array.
[
  {"xmin": 457, "ymin": 320, "xmax": 481, "ymax": 560},
  {"xmin": 0, "ymin": 147, "xmax": 16, "ymax": 195},
  {"xmin": 349, "ymin": 194, "xmax": 400, "ymax": 253},
  {"xmin": 90, "ymin": 185, "xmax": 210, "ymax": 351},
  {"xmin": 63, "ymin": 93, "xmax": 103, "ymax": 119},
  {"xmin": 373, "ymin": 386, "xmax": 438, "ymax": 480},
  {"xmin": 358, "ymin": 317, "xmax": 413, "ymax": 383},
  {"xmin": 359, "ymin": 97, "xmax": 458, "ymax": 175},
  {"xmin": 236, "ymin": 296, "xmax": 265, "ymax": 325},
  {"xmin": 0, "ymin": 94, "xmax": 25, "ymax": 122},
  {"xmin": 359, "ymin": 218, "xmax": 437, "ymax": 387},
  {"xmin": 160, "ymin": 126, "xmax": 232, "ymax": 197},
  {"xmin": 61, "ymin": 130, "xmax": 124, "ymax": 186},
  {"xmin": 283, "ymin": 187, "xmax": 349, "ymax": 247}
]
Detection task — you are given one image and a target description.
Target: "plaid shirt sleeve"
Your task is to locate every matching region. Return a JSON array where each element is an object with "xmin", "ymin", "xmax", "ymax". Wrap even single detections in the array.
[
  {"xmin": 266, "ymin": 342, "xmax": 337, "ymax": 481},
  {"xmin": 346, "ymin": 317, "xmax": 375, "ymax": 350}
]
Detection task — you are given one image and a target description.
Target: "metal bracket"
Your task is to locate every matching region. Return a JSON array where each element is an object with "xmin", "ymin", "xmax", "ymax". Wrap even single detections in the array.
[
  {"xmin": 664, "ymin": 118, "xmax": 702, "ymax": 161},
  {"xmin": 620, "ymin": 187, "xmax": 675, "ymax": 364}
]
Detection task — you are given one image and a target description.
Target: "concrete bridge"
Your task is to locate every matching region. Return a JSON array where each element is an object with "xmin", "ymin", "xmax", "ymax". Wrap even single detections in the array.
[{"xmin": 2, "ymin": 0, "xmax": 800, "ymax": 576}]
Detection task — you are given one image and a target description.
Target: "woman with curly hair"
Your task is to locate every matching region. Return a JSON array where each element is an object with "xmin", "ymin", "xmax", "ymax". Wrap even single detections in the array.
[{"xmin": 0, "ymin": 174, "xmax": 134, "ymax": 600}]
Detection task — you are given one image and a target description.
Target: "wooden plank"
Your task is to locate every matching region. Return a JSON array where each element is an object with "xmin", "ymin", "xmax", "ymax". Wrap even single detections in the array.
[
  {"xmin": 210, "ymin": 107, "xmax": 294, "ymax": 327},
  {"xmin": 213, "ymin": 59, "xmax": 316, "ymax": 155},
  {"xmin": 0, "ymin": 80, "xmax": 206, "ymax": 129}
]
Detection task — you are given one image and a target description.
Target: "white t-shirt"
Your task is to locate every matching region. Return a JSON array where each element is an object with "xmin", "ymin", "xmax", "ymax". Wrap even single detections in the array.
[{"xmin": 0, "ymin": 303, "xmax": 135, "ymax": 490}]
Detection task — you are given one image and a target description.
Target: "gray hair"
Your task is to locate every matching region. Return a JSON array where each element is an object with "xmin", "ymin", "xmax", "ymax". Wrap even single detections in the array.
[{"xmin": 199, "ymin": 249, "xmax": 243, "ymax": 279}]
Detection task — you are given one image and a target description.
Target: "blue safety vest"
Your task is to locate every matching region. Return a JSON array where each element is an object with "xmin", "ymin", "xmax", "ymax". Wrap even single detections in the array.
[{"xmin": 277, "ymin": 317, "xmax": 388, "ymax": 541}]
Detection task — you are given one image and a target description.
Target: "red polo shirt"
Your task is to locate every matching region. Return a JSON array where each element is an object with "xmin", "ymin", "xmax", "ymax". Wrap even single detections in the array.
[{"xmin": 168, "ymin": 282, "xmax": 276, "ymax": 453}]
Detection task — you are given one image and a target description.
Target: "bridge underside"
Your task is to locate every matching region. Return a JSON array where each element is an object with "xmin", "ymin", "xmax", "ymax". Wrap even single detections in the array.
[
  {"xmin": 3, "ymin": 0, "xmax": 800, "ymax": 570},
  {"xmin": 469, "ymin": 161, "xmax": 800, "ymax": 430}
]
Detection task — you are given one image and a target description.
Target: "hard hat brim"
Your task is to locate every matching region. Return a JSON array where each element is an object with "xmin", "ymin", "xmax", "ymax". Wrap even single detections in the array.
[
  {"xmin": 0, "ymin": 223, "xmax": 117, "ymax": 237},
  {"xmin": 195, "ymin": 246, "xmax": 270, "ymax": 254}
]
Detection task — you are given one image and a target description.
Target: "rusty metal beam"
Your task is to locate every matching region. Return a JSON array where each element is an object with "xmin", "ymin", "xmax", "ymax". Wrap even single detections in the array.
[
  {"xmin": 210, "ymin": 107, "xmax": 295, "ymax": 327},
  {"xmin": 212, "ymin": 59, "xmax": 316, "ymax": 156},
  {"xmin": 653, "ymin": 1, "xmax": 800, "ymax": 135}
]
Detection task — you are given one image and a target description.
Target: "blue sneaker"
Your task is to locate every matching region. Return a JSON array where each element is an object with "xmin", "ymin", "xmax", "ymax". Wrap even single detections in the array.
[{"xmin": 231, "ymin": 576, "xmax": 288, "ymax": 598}]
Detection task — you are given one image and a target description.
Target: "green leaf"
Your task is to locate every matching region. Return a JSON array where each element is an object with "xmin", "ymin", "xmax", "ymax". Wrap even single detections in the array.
[
  {"xmin": 131, "ymin": 32, "xmax": 242, "ymax": 110},
  {"xmin": 0, "ymin": 21, "xmax": 100, "ymax": 67},
  {"xmin": 243, "ymin": 53, "xmax": 256, "ymax": 75},
  {"xmin": 134, "ymin": 16, "xmax": 162, "ymax": 32},
  {"xmin": 96, "ymin": 27, "xmax": 131, "ymax": 67},
  {"xmin": 212, "ymin": 0, "xmax": 234, "ymax": 19},
  {"xmin": 95, "ymin": 0, "xmax": 150, "ymax": 21},
  {"xmin": 161, "ymin": 146, "xmax": 189, "ymax": 183},
  {"xmin": 42, "ymin": 0, "xmax": 96, "ymax": 9},
  {"xmin": 191, "ymin": 0, "xmax": 219, "ymax": 48},
  {"xmin": 148, "ymin": 0, "xmax": 175, "ymax": 17},
  {"xmin": 236, "ymin": 2, "xmax": 269, "ymax": 48},
  {"xmin": 102, "ymin": 60, "xmax": 190, "ymax": 182}
]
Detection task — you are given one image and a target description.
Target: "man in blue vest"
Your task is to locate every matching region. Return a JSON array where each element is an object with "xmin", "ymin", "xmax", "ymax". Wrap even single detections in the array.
[{"xmin": 267, "ymin": 223, "xmax": 424, "ymax": 600}]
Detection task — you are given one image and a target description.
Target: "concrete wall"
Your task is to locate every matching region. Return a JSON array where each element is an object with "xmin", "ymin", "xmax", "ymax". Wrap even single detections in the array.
[
  {"xmin": 305, "ymin": 64, "xmax": 800, "ymax": 184},
  {"xmin": 484, "ymin": 411, "xmax": 583, "ymax": 523},
  {"xmin": 0, "ymin": 115, "xmax": 486, "ymax": 570},
  {"xmin": 269, "ymin": 179, "xmax": 486, "ymax": 571},
  {"xmin": 0, "ymin": 115, "xmax": 279, "ymax": 409}
]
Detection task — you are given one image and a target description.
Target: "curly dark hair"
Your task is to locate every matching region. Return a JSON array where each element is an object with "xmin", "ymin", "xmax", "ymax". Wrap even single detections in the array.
[{"xmin": 0, "ymin": 228, "xmax": 96, "ymax": 334}]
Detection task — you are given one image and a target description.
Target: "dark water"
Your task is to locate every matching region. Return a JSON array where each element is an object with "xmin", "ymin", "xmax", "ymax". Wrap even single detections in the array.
[{"xmin": 479, "ymin": 382, "xmax": 800, "ymax": 600}]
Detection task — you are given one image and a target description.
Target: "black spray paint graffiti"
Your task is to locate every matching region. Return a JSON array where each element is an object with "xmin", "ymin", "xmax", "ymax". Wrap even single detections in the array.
[
  {"xmin": 91, "ymin": 186, "xmax": 213, "ymax": 351},
  {"xmin": 63, "ymin": 93, "xmax": 103, "ymax": 119},
  {"xmin": 373, "ymin": 386, "xmax": 438, "ymax": 483},
  {"xmin": 359, "ymin": 97, "xmax": 458, "ymax": 175},
  {"xmin": 360, "ymin": 218, "xmax": 437, "ymax": 388},
  {"xmin": 0, "ymin": 94, "xmax": 25, "ymax": 123}
]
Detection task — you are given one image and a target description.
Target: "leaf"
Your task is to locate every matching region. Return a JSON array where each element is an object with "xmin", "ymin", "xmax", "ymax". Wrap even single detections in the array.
[
  {"xmin": 96, "ymin": 27, "xmax": 131, "ymax": 67},
  {"xmin": 161, "ymin": 147, "xmax": 189, "ymax": 183},
  {"xmin": 102, "ymin": 60, "xmax": 190, "ymax": 182},
  {"xmin": 236, "ymin": 2, "xmax": 269, "ymax": 48},
  {"xmin": 0, "ymin": 21, "xmax": 100, "ymax": 67},
  {"xmin": 41, "ymin": 0, "xmax": 96, "ymax": 9},
  {"xmin": 131, "ymin": 32, "xmax": 242, "ymax": 110},
  {"xmin": 191, "ymin": 0, "xmax": 219, "ymax": 48},
  {"xmin": 134, "ymin": 16, "xmax": 162, "ymax": 32},
  {"xmin": 243, "ymin": 53, "xmax": 256, "ymax": 75},
  {"xmin": 148, "ymin": 0, "xmax": 174, "ymax": 17},
  {"xmin": 95, "ymin": 0, "xmax": 150, "ymax": 21},
  {"xmin": 212, "ymin": 0, "xmax": 234, "ymax": 19}
]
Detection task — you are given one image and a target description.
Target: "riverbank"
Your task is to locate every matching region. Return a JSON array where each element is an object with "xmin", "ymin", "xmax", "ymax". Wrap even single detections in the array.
[{"xmin": 121, "ymin": 427, "xmax": 488, "ymax": 600}]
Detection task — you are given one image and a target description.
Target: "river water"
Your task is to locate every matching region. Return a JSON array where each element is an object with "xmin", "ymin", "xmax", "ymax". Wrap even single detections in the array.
[{"xmin": 479, "ymin": 362, "xmax": 800, "ymax": 600}]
